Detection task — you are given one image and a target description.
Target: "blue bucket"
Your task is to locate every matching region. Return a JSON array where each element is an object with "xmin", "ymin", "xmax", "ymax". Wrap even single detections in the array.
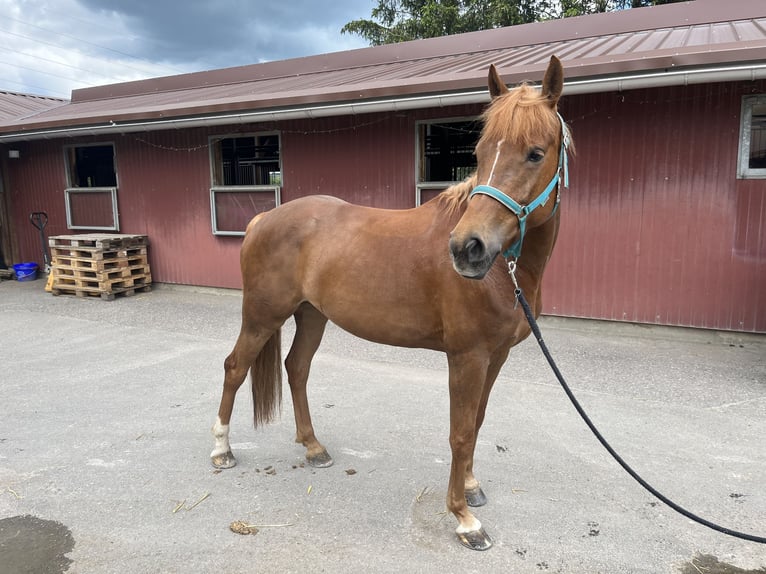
[{"xmin": 13, "ymin": 262, "xmax": 39, "ymax": 281}]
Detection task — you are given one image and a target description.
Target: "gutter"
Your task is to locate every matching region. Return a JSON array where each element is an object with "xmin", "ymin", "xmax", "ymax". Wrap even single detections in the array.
[{"xmin": 1, "ymin": 63, "xmax": 765, "ymax": 142}]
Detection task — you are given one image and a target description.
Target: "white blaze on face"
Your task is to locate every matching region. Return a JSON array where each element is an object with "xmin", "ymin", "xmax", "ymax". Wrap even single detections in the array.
[
  {"xmin": 485, "ymin": 139, "xmax": 504, "ymax": 187},
  {"xmin": 210, "ymin": 416, "xmax": 231, "ymax": 457}
]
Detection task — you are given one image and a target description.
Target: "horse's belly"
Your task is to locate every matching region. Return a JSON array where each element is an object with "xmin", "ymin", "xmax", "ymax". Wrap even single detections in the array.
[{"xmin": 319, "ymin": 301, "xmax": 444, "ymax": 351}]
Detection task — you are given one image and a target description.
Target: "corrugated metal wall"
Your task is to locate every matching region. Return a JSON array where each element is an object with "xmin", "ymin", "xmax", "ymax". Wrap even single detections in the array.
[
  {"xmin": 548, "ymin": 81, "xmax": 765, "ymax": 331},
  {"xmin": 281, "ymin": 113, "xmax": 415, "ymax": 207},
  {"xmin": 5, "ymin": 139, "xmax": 68, "ymax": 261},
  {"xmin": 115, "ymin": 128, "xmax": 244, "ymax": 287},
  {"xmin": 3, "ymin": 83, "xmax": 764, "ymax": 331}
]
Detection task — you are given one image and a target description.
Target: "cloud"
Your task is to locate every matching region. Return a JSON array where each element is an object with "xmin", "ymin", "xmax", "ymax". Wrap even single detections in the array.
[
  {"xmin": 0, "ymin": 0, "xmax": 372, "ymax": 97},
  {"xmin": 77, "ymin": 0, "xmax": 371, "ymax": 66}
]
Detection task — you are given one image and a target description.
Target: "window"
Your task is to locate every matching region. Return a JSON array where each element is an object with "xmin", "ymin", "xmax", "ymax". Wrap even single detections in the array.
[
  {"xmin": 64, "ymin": 143, "xmax": 119, "ymax": 231},
  {"xmin": 738, "ymin": 95, "xmax": 766, "ymax": 179},
  {"xmin": 209, "ymin": 133, "xmax": 281, "ymax": 235},
  {"xmin": 416, "ymin": 119, "xmax": 480, "ymax": 205}
]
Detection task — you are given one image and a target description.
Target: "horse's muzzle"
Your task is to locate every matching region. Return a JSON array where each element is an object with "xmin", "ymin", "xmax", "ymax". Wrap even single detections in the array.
[{"xmin": 449, "ymin": 234, "xmax": 498, "ymax": 279}]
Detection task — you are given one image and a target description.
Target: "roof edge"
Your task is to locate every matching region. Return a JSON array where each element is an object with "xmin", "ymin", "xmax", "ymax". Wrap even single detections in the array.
[{"xmin": 4, "ymin": 61, "xmax": 765, "ymax": 143}]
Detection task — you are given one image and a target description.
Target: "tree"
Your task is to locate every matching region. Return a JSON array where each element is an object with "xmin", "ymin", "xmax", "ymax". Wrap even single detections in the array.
[{"xmin": 341, "ymin": 0, "xmax": 690, "ymax": 45}]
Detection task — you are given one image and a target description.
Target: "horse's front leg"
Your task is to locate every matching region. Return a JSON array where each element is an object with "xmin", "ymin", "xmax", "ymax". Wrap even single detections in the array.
[
  {"xmin": 464, "ymin": 350, "xmax": 508, "ymax": 508},
  {"xmin": 446, "ymin": 351, "xmax": 493, "ymax": 551}
]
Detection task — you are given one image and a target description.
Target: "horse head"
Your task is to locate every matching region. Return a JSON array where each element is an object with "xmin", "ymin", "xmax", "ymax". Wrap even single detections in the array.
[{"xmin": 449, "ymin": 56, "xmax": 568, "ymax": 279}]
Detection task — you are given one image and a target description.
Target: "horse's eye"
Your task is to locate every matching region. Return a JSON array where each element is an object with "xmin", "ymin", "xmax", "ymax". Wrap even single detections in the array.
[{"xmin": 527, "ymin": 148, "xmax": 545, "ymax": 163}]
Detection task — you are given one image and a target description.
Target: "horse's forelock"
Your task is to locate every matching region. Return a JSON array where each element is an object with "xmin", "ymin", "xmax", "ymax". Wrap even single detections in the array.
[{"xmin": 480, "ymin": 84, "xmax": 560, "ymax": 148}]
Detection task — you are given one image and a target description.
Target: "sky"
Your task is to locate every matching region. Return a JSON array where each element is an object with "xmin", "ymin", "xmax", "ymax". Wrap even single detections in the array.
[{"xmin": 0, "ymin": 0, "xmax": 375, "ymax": 99}]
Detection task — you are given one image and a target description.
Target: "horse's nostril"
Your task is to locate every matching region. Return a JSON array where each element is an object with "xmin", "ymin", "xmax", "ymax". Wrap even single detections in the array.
[{"xmin": 465, "ymin": 237, "xmax": 486, "ymax": 263}]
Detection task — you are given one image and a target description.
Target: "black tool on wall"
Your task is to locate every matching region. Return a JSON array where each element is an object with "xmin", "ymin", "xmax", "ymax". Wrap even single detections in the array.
[{"xmin": 30, "ymin": 212, "xmax": 50, "ymax": 272}]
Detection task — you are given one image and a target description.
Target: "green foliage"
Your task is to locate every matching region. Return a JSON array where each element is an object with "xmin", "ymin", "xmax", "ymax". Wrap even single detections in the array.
[{"xmin": 342, "ymin": 0, "xmax": 691, "ymax": 45}]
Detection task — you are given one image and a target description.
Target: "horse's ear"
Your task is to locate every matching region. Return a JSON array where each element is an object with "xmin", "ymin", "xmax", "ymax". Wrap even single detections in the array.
[
  {"xmin": 487, "ymin": 65, "xmax": 509, "ymax": 100},
  {"xmin": 541, "ymin": 55, "xmax": 564, "ymax": 108}
]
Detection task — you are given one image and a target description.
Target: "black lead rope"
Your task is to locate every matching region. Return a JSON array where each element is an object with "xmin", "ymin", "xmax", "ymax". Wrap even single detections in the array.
[{"xmin": 514, "ymin": 287, "xmax": 766, "ymax": 544}]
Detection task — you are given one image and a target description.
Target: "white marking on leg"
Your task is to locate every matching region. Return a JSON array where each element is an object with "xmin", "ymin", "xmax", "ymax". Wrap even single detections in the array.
[
  {"xmin": 456, "ymin": 516, "xmax": 483, "ymax": 534},
  {"xmin": 210, "ymin": 416, "xmax": 231, "ymax": 458}
]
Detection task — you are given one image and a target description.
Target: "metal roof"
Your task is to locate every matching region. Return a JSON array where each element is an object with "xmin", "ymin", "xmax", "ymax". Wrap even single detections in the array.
[
  {"xmin": 1, "ymin": 0, "xmax": 765, "ymax": 141},
  {"xmin": 0, "ymin": 91, "xmax": 66, "ymax": 122}
]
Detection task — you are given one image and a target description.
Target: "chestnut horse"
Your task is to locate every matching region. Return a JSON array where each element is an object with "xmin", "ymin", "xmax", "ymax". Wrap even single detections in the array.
[{"xmin": 211, "ymin": 56, "xmax": 571, "ymax": 550}]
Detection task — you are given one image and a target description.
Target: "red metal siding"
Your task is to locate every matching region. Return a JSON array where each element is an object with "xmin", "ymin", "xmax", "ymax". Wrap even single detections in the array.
[
  {"xmin": 114, "ymin": 128, "xmax": 244, "ymax": 288},
  {"xmin": 5, "ymin": 114, "xmax": 428, "ymax": 289},
  {"xmin": 4, "ymin": 86, "xmax": 764, "ymax": 331},
  {"xmin": 6, "ymin": 140, "xmax": 69, "ymax": 264},
  {"xmin": 546, "ymin": 81, "xmax": 766, "ymax": 331},
  {"xmin": 280, "ymin": 113, "xmax": 416, "ymax": 208}
]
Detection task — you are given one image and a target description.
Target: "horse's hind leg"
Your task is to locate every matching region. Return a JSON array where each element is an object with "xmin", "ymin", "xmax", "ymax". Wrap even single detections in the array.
[
  {"xmin": 211, "ymin": 325, "xmax": 278, "ymax": 469},
  {"xmin": 285, "ymin": 303, "xmax": 332, "ymax": 467}
]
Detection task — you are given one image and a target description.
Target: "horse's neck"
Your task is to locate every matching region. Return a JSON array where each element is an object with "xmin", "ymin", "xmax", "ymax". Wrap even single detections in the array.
[{"xmin": 516, "ymin": 211, "xmax": 560, "ymax": 289}]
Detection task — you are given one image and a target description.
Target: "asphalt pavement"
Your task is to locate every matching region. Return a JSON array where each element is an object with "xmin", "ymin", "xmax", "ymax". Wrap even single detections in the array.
[{"xmin": 1, "ymin": 278, "xmax": 764, "ymax": 574}]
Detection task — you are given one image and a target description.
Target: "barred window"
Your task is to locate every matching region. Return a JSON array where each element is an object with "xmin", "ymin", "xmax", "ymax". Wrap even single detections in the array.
[
  {"xmin": 63, "ymin": 143, "xmax": 119, "ymax": 231},
  {"xmin": 737, "ymin": 95, "xmax": 766, "ymax": 179},
  {"xmin": 416, "ymin": 119, "xmax": 480, "ymax": 205},
  {"xmin": 209, "ymin": 133, "xmax": 281, "ymax": 236}
]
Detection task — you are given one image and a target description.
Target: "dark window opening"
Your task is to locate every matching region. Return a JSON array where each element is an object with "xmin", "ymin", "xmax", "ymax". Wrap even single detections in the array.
[
  {"xmin": 67, "ymin": 144, "xmax": 116, "ymax": 187},
  {"xmin": 420, "ymin": 121, "xmax": 480, "ymax": 183},
  {"xmin": 212, "ymin": 135, "xmax": 281, "ymax": 186}
]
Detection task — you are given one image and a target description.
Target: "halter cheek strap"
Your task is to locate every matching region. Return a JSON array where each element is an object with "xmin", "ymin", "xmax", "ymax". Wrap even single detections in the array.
[{"xmin": 469, "ymin": 113, "xmax": 570, "ymax": 260}]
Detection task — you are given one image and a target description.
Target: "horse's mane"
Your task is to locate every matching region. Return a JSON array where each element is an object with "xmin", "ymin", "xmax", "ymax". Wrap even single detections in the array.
[
  {"xmin": 434, "ymin": 83, "xmax": 565, "ymax": 217},
  {"xmin": 435, "ymin": 175, "xmax": 477, "ymax": 215}
]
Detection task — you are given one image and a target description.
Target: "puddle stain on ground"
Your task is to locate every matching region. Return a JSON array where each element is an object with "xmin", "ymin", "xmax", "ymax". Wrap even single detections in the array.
[
  {"xmin": 0, "ymin": 515, "xmax": 74, "ymax": 574},
  {"xmin": 679, "ymin": 554, "xmax": 766, "ymax": 574}
]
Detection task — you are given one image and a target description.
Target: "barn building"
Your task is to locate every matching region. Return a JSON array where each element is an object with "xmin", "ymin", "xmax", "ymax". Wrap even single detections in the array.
[{"xmin": 0, "ymin": 0, "xmax": 764, "ymax": 332}]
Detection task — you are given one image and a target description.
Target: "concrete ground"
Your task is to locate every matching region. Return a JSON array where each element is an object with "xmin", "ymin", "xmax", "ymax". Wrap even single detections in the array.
[{"xmin": 0, "ymin": 278, "xmax": 764, "ymax": 574}]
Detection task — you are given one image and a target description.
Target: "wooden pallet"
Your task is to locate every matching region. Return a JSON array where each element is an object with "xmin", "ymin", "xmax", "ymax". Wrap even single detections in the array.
[
  {"xmin": 48, "ymin": 233, "xmax": 148, "ymax": 250},
  {"xmin": 51, "ymin": 255, "xmax": 150, "ymax": 275},
  {"xmin": 51, "ymin": 276, "xmax": 152, "ymax": 301},
  {"xmin": 50, "ymin": 245, "xmax": 147, "ymax": 261},
  {"xmin": 48, "ymin": 233, "xmax": 152, "ymax": 300}
]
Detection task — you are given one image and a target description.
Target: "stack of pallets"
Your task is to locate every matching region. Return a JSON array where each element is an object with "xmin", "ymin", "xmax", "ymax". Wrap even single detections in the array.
[{"xmin": 49, "ymin": 234, "xmax": 152, "ymax": 300}]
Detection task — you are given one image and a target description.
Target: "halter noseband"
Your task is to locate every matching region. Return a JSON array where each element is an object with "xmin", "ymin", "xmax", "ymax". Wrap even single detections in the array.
[{"xmin": 469, "ymin": 113, "xmax": 570, "ymax": 260}]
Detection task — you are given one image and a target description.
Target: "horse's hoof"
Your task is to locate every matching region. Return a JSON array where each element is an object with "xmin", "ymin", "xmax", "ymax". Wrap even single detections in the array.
[
  {"xmin": 465, "ymin": 486, "xmax": 488, "ymax": 507},
  {"xmin": 457, "ymin": 527, "xmax": 493, "ymax": 551},
  {"xmin": 211, "ymin": 451, "xmax": 237, "ymax": 469},
  {"xmin": 306, "ymin": 449, "xmax": 333, "ymax": 468}
]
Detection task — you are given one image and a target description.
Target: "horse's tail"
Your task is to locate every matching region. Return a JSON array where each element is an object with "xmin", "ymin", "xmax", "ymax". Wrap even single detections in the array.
[{"xmin": 251, "ymin": 328, "xmax": 283, "ymax": 428}]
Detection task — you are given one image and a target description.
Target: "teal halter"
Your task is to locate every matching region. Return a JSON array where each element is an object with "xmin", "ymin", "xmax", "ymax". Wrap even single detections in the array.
[{"xmin": 469, "ymin": 113, "xmax": 570, "ymax": 260}]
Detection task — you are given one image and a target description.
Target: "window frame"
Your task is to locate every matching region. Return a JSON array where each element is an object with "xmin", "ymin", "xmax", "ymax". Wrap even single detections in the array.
[
  {"xmin": 737, "ymin": 94, "xmax": 766, "ymax": 179},
  {"xmin": 63, "ymin": 142, "xmax": 120, "ymax": 231},
  {"xmin": 208, "ymin": 132, "xmax": 282, "ymax": 236},
  {"xmin": 209, "ymin": 185, "xmax": 281, "ymax": 236},
  {"xmin": 415, "ymin": 116, "xmax": 480, "ymax": 206}
]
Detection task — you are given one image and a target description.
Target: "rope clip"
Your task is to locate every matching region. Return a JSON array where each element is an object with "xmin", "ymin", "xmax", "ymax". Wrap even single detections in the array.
[{"xmin": 507, "ymin": 258, "xmax": 521, "ymax": 309}]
